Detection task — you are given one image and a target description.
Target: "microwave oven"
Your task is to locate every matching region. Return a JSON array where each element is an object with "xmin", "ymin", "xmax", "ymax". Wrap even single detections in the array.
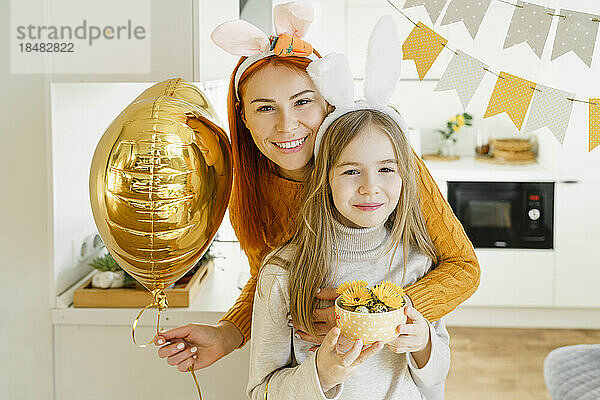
[{"xmin": 447, "ymin": 182, "xmax": 554, "ymax": 249}]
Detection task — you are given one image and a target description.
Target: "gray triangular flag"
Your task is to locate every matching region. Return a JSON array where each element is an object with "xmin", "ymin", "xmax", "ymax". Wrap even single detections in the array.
[
  {"xmin": 403, "ymin": 0, "xmax": 448, "ymax": 24},
  {"xmin": 440, "ymin": 0, "xmax": 492, "ymax": 39},
  {"xmin": 504, "ymin": 1, "xmax": 554, "ymax": 59},
  {"xmin": 434, "ymin": 50, "xmax": 488, "ymax": 109},
  {"xmin": 524, "ymin": 84, "xmax": 575, "ymax": 144},
  {"xmin": 551, "ymin": 9, "xmax": 600, "ymax": 67}
]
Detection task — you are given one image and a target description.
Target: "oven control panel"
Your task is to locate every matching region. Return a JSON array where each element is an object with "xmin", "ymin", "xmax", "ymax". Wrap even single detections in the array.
[{"xmin": 526, "ymin": 194, "xmax": 543, "ymax": 224}]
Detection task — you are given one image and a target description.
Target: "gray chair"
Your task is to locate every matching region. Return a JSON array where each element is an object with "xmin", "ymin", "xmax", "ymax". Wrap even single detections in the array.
[{"xmin": 544, "ymin": 344, "xmax": 600, "ymax": 400}]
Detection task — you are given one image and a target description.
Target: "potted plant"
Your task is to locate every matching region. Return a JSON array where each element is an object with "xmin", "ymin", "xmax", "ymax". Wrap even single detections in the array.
[
  {"xmin": 436, "ymin": 112, "xmax": 472, "ymax": 157},
  {"xmin": 89, "ymin": 252, "xmax": 135, "ymax": 289},
  {"xmin": 88, "ymin": 244, "xmax": 216, "ymax": 289}
]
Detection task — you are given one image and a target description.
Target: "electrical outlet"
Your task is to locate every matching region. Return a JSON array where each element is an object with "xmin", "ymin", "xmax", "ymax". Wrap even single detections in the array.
[
  {"xmin": 92, "ymin": 232, "xmax": 104, "ymax": 251},
  {"xmin": 73, "ymin": 230, "xmax": 104, "ymax": 265}
]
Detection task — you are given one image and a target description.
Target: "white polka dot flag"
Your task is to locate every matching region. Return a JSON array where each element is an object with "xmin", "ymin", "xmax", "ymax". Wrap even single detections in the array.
[
  {"xmin": 403, "ymin": 0, "xmax": 448, "ymax": 24},
  {"xmin": 483, "ymin": 72, "xmax": 536, "ymax": 131},
  {"xmin": 402, "ymin": 22, "xmax": 448, "ymax": 81},
  {"xmin": 434, "ymin": 50, "xmax": 488, "ymax": 109},
  {"xmin": 551, "ymin": 9, "xmax": 600, "ymax": 68},
  {"xmin": 440, "ymin": 0, "xmax": 492, "ymax": 40},
  {"xmin": 590, "ymin": 99, "xmax": 600, "ymax": 152},
  {"xmin": 504, "ymin": 1, "xmax": 554, "ymax": 59},
  {"xmin": 524, "ymin": 84, "xmax": 575, "ymax": 145}
]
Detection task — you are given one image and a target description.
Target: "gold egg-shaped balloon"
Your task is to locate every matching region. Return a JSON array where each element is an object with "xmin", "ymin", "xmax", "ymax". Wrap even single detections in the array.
[{"xmin": 90, "ymin": 78, "xmax": 232, "ymax": 296}]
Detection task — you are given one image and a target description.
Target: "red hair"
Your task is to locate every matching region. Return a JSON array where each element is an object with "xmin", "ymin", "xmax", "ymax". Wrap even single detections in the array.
[{"xmin": 227, "ymin": 55, "xmax": 316, "ymax": 250}]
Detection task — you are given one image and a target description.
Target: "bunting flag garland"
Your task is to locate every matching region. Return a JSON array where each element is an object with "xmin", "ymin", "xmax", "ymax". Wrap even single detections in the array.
[
  {"xmin": 483, "ymin": 72, "xmax": 536, "ymax": 130},
  {"xmin": 440, "ymin": 0, "xmax": 492, "ymax": 40},
  {"xmin": 402, "ymin": 22, "xmax": 448, "ymax": 80},
  {"xmin": 503, "ymin": 1, "xmax": 553, "ymax": 59},
  {"xmin": 524, "ymin": 84, "xmax": 575, "ymax": 144},
  {"xmin": 395, "ymin": 2, "xmax": 599, "ymax": 148},
  {"xmin": 551, "ymin": 9, "xmax": 600, "ymax": 67},
  {"xmin": 434, "ymin": 50, "xmax": 488, "ymax": 109},
  {"xmin": 590, "ymin": 99, "xmax": 600, "ymax": 152},
  {"xmin": 402, "ymin": 0, "xmax": 448, "ymax": 24}
]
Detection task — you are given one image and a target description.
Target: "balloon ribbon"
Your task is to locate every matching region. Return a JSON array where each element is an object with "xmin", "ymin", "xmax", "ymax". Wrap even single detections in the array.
[{"xmin": 131, "ymin": 289, "xmax": 203, "ymax": 399}]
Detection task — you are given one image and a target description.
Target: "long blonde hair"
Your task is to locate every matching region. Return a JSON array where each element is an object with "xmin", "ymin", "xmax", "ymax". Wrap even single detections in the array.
[{"xmin": 263, "ymin": 109, "xmax": 438, "ymax": 336}]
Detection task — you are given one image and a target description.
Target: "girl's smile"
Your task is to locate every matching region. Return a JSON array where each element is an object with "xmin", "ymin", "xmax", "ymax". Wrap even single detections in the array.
[{"xmin": 353, "ymin": 203, "xmax": 384, "ymax": 212}]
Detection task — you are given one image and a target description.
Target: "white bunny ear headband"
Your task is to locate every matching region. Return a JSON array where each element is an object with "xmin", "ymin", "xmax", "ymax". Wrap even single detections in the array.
[
  {"xmin": 308, "ymin": 15, "xmax": 410, "ymax": 157},
  {"xmin": 210, "ymin": 1, "xmax": 319, "ymax": 100}
]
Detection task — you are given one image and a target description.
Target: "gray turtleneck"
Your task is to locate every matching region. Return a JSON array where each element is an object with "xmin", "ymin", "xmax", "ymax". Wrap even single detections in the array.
[{"xmin": 247, "ymin": 220, "xmax": 450, "ymax": 400}]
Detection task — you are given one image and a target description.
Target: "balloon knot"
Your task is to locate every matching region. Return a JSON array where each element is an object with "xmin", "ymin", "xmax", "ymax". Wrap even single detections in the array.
[{"xmin": 152, "ymin": 289, "xmax": 169, "ymax": 311}]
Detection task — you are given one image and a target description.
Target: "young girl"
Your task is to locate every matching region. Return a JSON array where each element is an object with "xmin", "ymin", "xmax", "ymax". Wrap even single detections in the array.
[
  {"xmin": 249, "ymin": 109, "xmax": 450, "ymax": 399},
  {"xmin": 248, "ymin": 18, "xmax": 450, "ymax": 399}
]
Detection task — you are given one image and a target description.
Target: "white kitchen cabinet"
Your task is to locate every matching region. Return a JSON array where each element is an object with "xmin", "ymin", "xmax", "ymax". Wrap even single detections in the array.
[
  {"xmin": 554, "ymin": 180, "xmax": 600, "ymax": 308},
  {"xmin": 53, "ymin": 322, "xmax": 250, "ymax": 400},
  {"xmin": 464, "ymin": 249, "xmax": 555, "ymax": 307},
  {"xmin": 51, "ymin": 0, "xmax": 238, "ymax": 82},
  {"xmin": 53, "ymin": 242, "xmax": 251, "ymax": 400}
]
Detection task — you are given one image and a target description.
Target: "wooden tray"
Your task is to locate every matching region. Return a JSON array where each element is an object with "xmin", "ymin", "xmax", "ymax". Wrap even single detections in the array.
[
  {"xmin": 422, "ymin": 153, "xmax": 460, "ymax": 161},
  {"xmin": 73, "ymin": 259, "xmax": 214, "ymax": 308}
]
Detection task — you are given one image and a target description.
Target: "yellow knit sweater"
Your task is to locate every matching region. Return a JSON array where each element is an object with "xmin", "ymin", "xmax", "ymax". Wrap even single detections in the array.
[{"xmin": 221, "ymin": 154, "xmax": 480, "ymax": 346}]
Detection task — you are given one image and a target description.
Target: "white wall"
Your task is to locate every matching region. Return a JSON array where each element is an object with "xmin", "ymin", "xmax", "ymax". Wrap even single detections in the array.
[{"xmin": 0, "ymin": 0, "xmax": 54, "ymax": 397}]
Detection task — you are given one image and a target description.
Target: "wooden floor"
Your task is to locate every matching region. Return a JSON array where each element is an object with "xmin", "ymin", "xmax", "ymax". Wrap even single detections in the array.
[{"xmin": 445, "ymin": 327, "xmax": 600, "ymax": 400}]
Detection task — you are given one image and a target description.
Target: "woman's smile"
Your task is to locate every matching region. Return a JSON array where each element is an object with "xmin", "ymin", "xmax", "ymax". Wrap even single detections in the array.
[{"xmin": 272, "ymin": 135, "xmax": 309, "ymax": 153}]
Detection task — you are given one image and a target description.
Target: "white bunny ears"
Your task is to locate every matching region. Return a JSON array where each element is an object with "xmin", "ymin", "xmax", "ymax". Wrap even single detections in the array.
[
  {"xmin": 211, "ymin": 1, "xmax": 318, "ymax": 99},
  {"xmin": 309, "ymin": 15, "xmax": 409, "ymax": 157}
]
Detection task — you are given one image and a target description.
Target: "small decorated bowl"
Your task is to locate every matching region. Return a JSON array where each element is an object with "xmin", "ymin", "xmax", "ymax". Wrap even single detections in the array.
[{"xmin": 334, "ymin": 297, "xmax": 407, "ymax": 345}]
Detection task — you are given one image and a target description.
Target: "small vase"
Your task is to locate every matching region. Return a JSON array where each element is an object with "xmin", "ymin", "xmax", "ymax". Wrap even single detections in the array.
[{"xmin": 439, "ymin": 137, "xmax": 456, "ymax": 158}]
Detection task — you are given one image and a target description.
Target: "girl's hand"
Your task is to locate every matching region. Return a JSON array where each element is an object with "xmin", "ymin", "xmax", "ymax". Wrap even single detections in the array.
[
  {"xmin": 386, "ymin": 307, "xmax": 432, "ymax": 368},
  {"xmin": 154, "ymin": 321, "xmax": 243, "ymax": 372},
  {"xmin": 316, "ymin": 327, "xmax": 383, "ymax": 393}
]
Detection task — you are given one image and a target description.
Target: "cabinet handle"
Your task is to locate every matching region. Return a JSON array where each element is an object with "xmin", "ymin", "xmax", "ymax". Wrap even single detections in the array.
[{"xmin": 560, "ymin": 180, "xmax": 580, "ymax": 184}]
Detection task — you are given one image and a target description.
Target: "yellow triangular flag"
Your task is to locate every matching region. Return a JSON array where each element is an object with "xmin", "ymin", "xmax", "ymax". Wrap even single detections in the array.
[
  {"xmin": 402, "ymin": 22, "xmax": 447, "ymax": 81},
  {"xmin": 483, "ymin": 72, "xmax": 536, "ymax": 131},
  {"xmin": 590, "ymin": 98, "xmax": 600, "ymax": 152}
]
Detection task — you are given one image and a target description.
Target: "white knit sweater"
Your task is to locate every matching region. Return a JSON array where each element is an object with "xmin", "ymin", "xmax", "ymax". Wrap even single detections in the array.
[{"xmin": 247, "ymin": 219, "xmax": 450, "ymax": 400}]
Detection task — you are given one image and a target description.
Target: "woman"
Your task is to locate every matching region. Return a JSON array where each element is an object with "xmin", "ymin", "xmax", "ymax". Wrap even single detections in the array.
[{"xmin": 155, "ymin": 4, "xmax": 480, "ymax": 374}]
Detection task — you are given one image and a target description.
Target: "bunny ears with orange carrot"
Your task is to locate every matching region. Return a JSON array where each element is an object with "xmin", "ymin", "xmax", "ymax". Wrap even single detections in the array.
[{"xmin": 210, "ymin": 1, "xmax": 319, "ymax": 99}]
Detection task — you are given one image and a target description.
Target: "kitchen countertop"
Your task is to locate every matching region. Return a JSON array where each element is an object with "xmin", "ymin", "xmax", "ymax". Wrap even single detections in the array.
[{"xmin": 422, "ymin": 155, "xmax": 556, "ymax": 182}]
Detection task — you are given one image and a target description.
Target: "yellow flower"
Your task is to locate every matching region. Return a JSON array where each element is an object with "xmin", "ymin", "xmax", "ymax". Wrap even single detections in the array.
[
  {"xmin": 340, "ymin": 286, "xmax": 372, "ymax": 307},
  {"xmin": 449, "ymin": 116, "xmax": 457, "ymax": 123},
  {"xmin": 371, "ymin": 281, "xmax": 405, "ymax": 309},
  {"xmin": 452, "ymin": 124, "xmax": 459, "ymax": 132},
  {"xmin": 457, "ymin": 115, "xmax": 465, "ymax": 127},
  {"xmin": 336, "ymin": 280, "xmax": 368, "ymax": 295}
]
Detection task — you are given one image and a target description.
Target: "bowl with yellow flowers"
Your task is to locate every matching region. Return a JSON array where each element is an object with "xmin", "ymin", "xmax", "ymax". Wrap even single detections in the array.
[{"xmin": 334, "ymin": 280, "xmax": 407, "ymax": 345}]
